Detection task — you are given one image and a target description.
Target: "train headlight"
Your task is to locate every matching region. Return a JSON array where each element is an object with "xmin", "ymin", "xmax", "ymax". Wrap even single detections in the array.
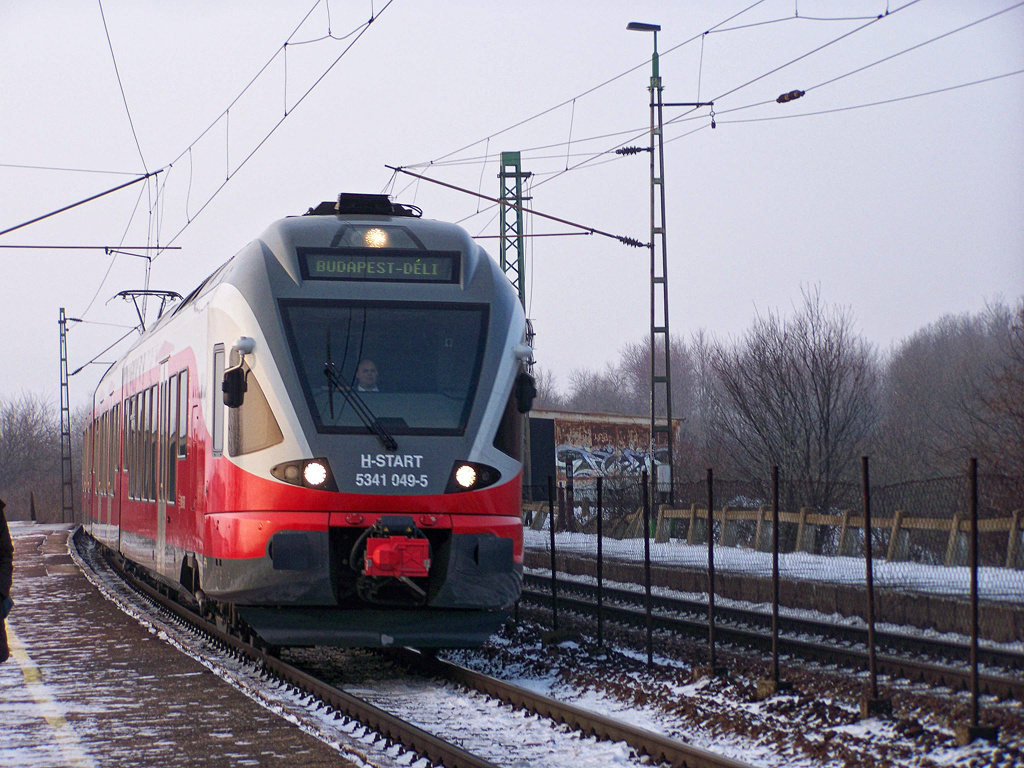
[
  {"xmin": 455, "ymin": 465, "xmax": 477, "ymax": 488},
  {"xmin": 445, "ymin": 461, "xmax": 501, "ymax": 493},
  {"xmin": 271, "ymin": 458, "xmax": 337, "ymax": 491},
  {"xmin": 364, "ymin": 227, "xmax": 389, "ymax": 248},
  {"xmin": 303, "ymin": 461, "xmax": 329, "ymax": 487}
]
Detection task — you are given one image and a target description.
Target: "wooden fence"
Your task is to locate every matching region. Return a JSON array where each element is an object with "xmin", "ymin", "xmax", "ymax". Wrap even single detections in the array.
[{"xmin": 522, "ymin": 501, "xmax": 1024, "ymax": 570}]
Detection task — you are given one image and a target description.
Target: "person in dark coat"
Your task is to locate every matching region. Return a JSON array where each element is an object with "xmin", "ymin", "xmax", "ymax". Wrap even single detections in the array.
[{"xmin": 0, "ymin": 497, "xmax": 13, "ymax": 664}]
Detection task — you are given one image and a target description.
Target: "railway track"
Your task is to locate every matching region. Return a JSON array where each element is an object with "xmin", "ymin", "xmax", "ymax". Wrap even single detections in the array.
[
  {"xmin": 522, "ymin": 572, "xmax": 1024, "ymax": 701},
  {"xmin": 72, "ymin": 530, "xmax": 760, "ymax": 768}
]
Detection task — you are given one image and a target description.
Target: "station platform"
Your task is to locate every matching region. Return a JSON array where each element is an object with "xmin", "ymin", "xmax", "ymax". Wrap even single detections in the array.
[{"xmin": 0, "ymin": 523, "xmax": 359, "ymax": 768}]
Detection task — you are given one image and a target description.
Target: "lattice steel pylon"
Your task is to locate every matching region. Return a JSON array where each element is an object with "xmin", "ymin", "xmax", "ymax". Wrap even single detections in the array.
[
  {"xmin": 628, "ymin": 22, "xmax": 712, "ymax": 505},
  {"xmin": 59, "ymin": 307, "xmax": 75, "ymax": 524},
  {"xmin": 499, "ymin": 151, "xmax": 536, "ymax": 497},
  {"xmin": 641, "ymin": 30, "xmax": 676, "ymax": 505},
  {"xmin": 498, "ymin": 151, "xmax": 531, "ymax": 308}
]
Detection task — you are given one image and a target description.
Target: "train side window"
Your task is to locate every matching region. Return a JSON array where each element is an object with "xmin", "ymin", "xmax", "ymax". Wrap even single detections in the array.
[
  {"xmin": 177, "ymin": 369, "xmax": 188, "ymax": 459},
  {"xmin": 101, "ymin": 410, "xmax": 109, "ymax": 496},
  {"xmin": 213, "ymin": 346, "xmax": 225, "ymax": 456},
  {"xmin": 170, "ymin": 380, "xmax": 176, "ymax": 497},
  {"xmin": 129, "ymin": 395, "xmax": 138, "ymax": 500},
  {"xmin": 82, "ymin": 423, "xmax": 91, "ymax": 500},
  {"xmin": 97, "ymin": 413, "xmax": 105, "ymax": 497},
  {"xmin": 228, "ymin": 364, "xmax": 283, "ymax": 457},
  {"xmin": 111, "ymin": 403, "xmax": 119, "ymax": 494},
  {"xmin": 125, "ymin": 397, "xmax": 133, "ymax": 499},
  {"xmin": 165, "ymin": 378, "xmax": 176, "ymax": 504},
  {"xmin": 145, "ymin": 385, "xmax": 156, "ymax": 502},
  {"xmin": 146, "ymin": 386, "xmax": 156, "ymax": 502}
]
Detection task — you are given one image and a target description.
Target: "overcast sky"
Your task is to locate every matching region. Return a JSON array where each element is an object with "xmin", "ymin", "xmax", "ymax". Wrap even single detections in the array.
[{"xmin": 1, "ymin": 0, "xmax": 1021, "ymax": 410}]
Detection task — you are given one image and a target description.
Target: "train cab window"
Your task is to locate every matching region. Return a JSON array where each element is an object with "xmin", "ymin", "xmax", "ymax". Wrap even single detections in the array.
[
  {"xmin": 213, "ymin": 346, "xmax": 225, "ymax": 456},
  {"xmin": 227, "ymin": 362, "xmax": 283, "ymax": 456},
  {"xmin": 280, "ymin": 300, "xmax": 488, "ymax": 435},
  {"xmin": 492, "ymin": 385, "xmax": 524, "ymax": 461}
]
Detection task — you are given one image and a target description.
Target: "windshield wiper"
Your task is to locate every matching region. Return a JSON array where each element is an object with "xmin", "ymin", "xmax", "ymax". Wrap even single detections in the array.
[{"xmin": 323, "ymin": 362, "xmax": 398, "ymax": 451}]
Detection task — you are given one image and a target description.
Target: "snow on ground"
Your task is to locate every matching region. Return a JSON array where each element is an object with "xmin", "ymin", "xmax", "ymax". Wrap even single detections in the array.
[
  {"xmin": 445, "ymin": 614, "xmax": 1023, "ymax": 768},
  {"xmin": 4, "ymin": 522, "xmax": 1018, "ymax": 768}
]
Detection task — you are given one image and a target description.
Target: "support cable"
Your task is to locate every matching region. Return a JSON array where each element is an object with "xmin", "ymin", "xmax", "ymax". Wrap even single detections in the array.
[
  {"xmin": 386, "ymin": 165, "xmax": 646, "ymax": 249},
  {"xmin": 0, "ymin": 171, "xmax": 160, "ymax": 238}
]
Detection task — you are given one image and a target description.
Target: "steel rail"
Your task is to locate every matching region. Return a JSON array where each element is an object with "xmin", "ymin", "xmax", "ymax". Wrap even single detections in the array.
[
  {"xmin": 77, "ymin": 531, "xmax": 500, "ymax": 768},
  {"xmin": 77, "ymin": 530, "xmax": 763, "ymax": 768},
  {"xmin": 392, "ymin": 648, "xmax": 757, "ymax": 768},
  {"xmin": 522, "ymin": 581, "xmax": 1024, "ymax": 701},
  {"xmin": 524, "ymin": 573, "xmax": 1024, "ymax": 672}
]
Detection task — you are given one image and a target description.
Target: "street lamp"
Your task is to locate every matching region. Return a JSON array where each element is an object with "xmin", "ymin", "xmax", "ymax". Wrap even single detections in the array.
[
  {"xmin": 626, "ymin": 21, "xmax": 661, "ymax": 77},
  {"xmin": 627, "ymin": 21, "xmax": 674, "ymax": 505}
]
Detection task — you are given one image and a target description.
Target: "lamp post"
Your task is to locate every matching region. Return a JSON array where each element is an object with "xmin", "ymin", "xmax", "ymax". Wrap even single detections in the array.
[{"xmin": 627, "ymin": 21, "xmax": 674, "ymax": 506}]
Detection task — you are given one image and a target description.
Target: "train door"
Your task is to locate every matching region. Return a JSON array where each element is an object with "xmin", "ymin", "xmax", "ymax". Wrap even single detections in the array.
[
  {"xmin": 117, "ymin": 389, "xmax": 129, "ymax": 556},
  {"xmin": 156, "ymin": 367, "xmax": 168, "ymax": 574},
  {"xmin": 105, "ymin": 406, "xmax": 117, "ymax": 543},
  {"xmin": 190, "ymin": 404, "xmax": 203, "ymax": 515}
]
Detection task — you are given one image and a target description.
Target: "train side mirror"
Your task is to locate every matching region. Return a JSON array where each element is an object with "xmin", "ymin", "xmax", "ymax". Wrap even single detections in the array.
[
  {"xmin": 223, "ymin": 367, "xmax": 247, "ymax": 408},
  {"xmin": 515, "ymin": 371, "xmax": 536, "ymax": 414}
]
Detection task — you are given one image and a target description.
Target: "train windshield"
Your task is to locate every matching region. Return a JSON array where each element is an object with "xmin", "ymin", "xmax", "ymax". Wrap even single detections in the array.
[{"xmin": 281, "ymin": 300, "xmax": 488, "ymax": 435}]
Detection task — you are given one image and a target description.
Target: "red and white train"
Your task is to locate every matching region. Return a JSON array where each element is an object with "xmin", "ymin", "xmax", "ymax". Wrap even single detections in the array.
[{"xmin": 82, "ymin": 194, "xmax": 534, "ymax": 648}]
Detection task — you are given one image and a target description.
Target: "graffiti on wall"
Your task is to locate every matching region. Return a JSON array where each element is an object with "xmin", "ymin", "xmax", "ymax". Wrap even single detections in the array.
[{"xmin": 551, "ymin": 416, "xmax": 675, "ymax": 481}]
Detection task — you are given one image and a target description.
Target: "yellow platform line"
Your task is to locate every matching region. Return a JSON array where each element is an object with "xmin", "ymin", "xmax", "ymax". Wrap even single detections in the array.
[{"xmin": 7, "ymin": 623, "xmax": 97, "ymax": 768}]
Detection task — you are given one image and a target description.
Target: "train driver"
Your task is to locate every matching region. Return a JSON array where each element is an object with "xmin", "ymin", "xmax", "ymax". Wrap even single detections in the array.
[{"xmin": 355, "ymin": 359, "xmax": 380, "ymax": 392}]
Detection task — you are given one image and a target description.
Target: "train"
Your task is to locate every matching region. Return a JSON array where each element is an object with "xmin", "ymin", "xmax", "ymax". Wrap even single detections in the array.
[{"xmin": 82, "ymin": 193, "xmax": 535, "ymax": 648}]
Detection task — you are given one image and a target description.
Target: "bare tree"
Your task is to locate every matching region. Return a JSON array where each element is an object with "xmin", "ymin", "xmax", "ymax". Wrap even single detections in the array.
[
  {"xmin": 0, "ymin": 393, "xmax": 63, "ymax": 520},
  {"xmin": 974, "ymin": 301, "xmax": 1024, "ymax": 467},
  {"xmin": 531, "ymin": 367, "xmax": 565, "ymax": 410},
  {"xmin": 616, "ymin": 335, "xmax": 693, "ymax": 420},
  {"xmin": 708, "ymin": 288, "xmax": 880, "ymax": 517},
  {"xmin": 878, "ymin": 299, "xmax": 1023, "ymax": 482},
  {"xmin": 563, "ymin": 364, "xmax": 630, "ymax": 414},
  {"xmin": 679, "ymin": 329, "xmax": 738, "ymax": 480},
  {"xmin": 961, "ymin": 299, "xmax": 1024, "ymax": 505}
]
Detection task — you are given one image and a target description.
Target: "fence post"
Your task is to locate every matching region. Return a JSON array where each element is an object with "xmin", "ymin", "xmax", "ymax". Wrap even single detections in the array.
[
  {"xmin": 597, "ymin": 476, "xmax": 604, "ymax": 647},
  {"xmin": 547, "ymin": 474, "xmax": 558, "ymax": 632},
  {"xmin": 757, "ymin": 466, "xmax": 791, "ymax": 699},
  {"xmin": 565, "ymin": 458, "xmax": 574, "ymax": 532},
  {"xmin": 860, "ymin": 456, "xmax": 891, "ymax": 718},
  {"xmin": 701, "ymin": 468, "xmax": 724, "ymax": 677},
  {"xmin": 1008, "ymin": 509, "xmax": 1023, "ymax": 570},
  {"xmin": 643, "ymin": 470, "xmax": 653, "ymax": 667},
  {"xmin": 957, "ymin": 458, "xmax": 1000, "ymax": 744},
  {"xmin": 753, "ymin": 505, "xmax": 767, "ymax": 553}
]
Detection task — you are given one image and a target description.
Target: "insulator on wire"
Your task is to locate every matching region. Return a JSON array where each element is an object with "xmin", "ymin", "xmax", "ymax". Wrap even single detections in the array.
[
  {"xmin": 618, "ymin": 236, "xmax": 647, "ymax": 248},
  {"xmin": 777, "ymin": 89, "xmax": 805, "ymax": 104},
  {"xmin": 615, "ymin": 146, "xmax": 650, "ymax": 156}
]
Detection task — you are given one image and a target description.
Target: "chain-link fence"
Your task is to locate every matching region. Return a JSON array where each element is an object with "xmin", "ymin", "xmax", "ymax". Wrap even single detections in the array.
[{"xmin": 523, "ymin": 463, "xmax": 1024, "ymax": 644}]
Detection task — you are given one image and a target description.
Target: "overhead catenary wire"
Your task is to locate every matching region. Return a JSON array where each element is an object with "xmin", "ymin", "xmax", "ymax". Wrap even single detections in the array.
[
  {"xmin": 0, "ymin": 245, "xmax": 178, "ymax": 250},
  {"xmin": 413, "ymin": 0, "xmax": 929, "ymax": 175},
  {"xmin": 400, "ymin": 0, "xmax": 1009, "ymax": 233},
  {"xmin": 718, "ymin": 68, "xmax": 1024, "ymax": 125},
  {"xmin": 158, "ymin": 0, "xmax": 397, "ymax": 253},
  {"xmin": 0, "ymin": 163, "xmax": 139, "ymax": 176},
  {"xmin": 403, "ymin": 0, "xmax": 1012, "ymax": 203},
  {"xmin": 97, "ymin": 0, "xmax": 148, "ymax": 175},
  {"xmin": 425, "ymin": 0, "xmax": 773, "ymax": 168}
]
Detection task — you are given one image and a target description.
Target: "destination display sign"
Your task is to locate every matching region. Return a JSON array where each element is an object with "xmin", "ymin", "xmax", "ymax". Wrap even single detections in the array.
[{"xmin": 300, "ymin": 248, "xmax": 460, "ymax": 284}]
